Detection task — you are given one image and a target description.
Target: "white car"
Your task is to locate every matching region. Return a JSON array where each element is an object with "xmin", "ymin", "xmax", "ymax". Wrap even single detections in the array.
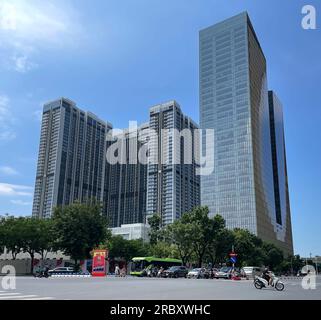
[{"xmin": 48, "ymin": 267, "xmax": 75, "ymax": 275}]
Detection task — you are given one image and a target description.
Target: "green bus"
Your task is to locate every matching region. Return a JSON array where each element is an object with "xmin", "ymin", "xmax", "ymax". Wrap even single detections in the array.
[{"xmin": 130, "ymin": 257, "xmax": 182, "ymax": 276}]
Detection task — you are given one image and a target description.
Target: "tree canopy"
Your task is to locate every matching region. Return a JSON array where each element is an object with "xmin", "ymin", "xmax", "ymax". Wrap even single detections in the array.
[{"xmin": 52, "ymin": 202, "xmax": 110, "ymax": 268}]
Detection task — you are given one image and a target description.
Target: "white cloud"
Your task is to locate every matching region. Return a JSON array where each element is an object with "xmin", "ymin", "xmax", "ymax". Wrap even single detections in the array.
[
  {"xmin": 0, "ymin": 166, "xmax": 18, "ymax": 175},
  {"xmin": 12, "ymin": 54, "xmax": 38, "ymax": 73},
  {"xmin": 0, "ymin": 183, "xmax": 33, "ymax": 196},
  {"xmin": 10, "ymin": 199, "xmax": 32, "ymax": 206},
  {"xmin": 0, "ymin": 94, "xmax": 16, "ymax": 141},
  {"xmin": 0, "ymin": 0, "xmax": 83, "ymax": 72}
]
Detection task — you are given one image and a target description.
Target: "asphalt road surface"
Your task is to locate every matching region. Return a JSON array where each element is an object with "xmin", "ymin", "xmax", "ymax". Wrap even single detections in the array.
[{"xmin": 0, "ymin": 276, "xmax": 320, "ymax": 300}]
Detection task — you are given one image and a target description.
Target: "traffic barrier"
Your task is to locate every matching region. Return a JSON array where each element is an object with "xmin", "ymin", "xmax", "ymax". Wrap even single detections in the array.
[
  {"xmin": 280, "ymin": 276, "xmax": 304, "ymax": 280},
  {"xmin": 50, "ymin": 273, "xmax": 91, "ymax": 278}
]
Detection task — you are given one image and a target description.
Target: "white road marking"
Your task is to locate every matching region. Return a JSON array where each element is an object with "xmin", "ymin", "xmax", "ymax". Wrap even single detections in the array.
[
  {"xmin": 21, "ymin": 297, "xmax": 55, "ymax": 300},
  {"xmin": 0, "ymin": 291, "xmax": 55, "ymax": 300},
  {"xmin": 0, "ymin": 295, "xmax": 37, "ymax": 299}
]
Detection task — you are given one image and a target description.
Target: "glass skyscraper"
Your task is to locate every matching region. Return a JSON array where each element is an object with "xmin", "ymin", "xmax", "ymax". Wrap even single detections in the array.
[
  {"xmin": 268, "ymin": 91, "xmax": 293, "ymax": 254},
  {"xmin": 199, "ymin": 12, "xmax": 293, "ymax": 254}
]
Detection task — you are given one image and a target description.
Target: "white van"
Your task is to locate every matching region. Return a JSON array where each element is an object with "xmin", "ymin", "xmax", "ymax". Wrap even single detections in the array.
[{"xmin": 243, "ymin": 267, "xmax": 261, "ymax": 278}]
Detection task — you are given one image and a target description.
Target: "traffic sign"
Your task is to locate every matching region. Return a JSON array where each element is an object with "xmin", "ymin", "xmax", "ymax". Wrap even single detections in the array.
[{"xmin": 230, "ymin": 256, "xmax": 237, "ymax": 264}]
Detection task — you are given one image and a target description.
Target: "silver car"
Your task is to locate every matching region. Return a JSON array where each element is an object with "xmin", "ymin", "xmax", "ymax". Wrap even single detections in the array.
[
  {"xmin": 187, "ymin": 268, "xmax": 210, "ymax": 279},
  {"xmin": 215, "ymin": 267, "xmax": 233, "ymax": 279}
]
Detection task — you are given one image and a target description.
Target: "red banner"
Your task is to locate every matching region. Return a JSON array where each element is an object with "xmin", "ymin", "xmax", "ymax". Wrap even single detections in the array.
[{"xmin": 92, "ymin": 249, "xmax": 108, "ymax": 277}]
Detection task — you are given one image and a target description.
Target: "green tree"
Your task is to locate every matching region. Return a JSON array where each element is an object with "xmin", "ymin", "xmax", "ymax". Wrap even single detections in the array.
[
  {"xmin": 286, "ymin": 255, "xmax": 304, "ymax": 274},
  {"xmin": 148, "ymin": 241, "xmax": 179, "ymax": 259},
  {"xmin": 0, "ymin": 216, "xmax": 6, "ymax": 255},
  {"xmin": 19, "ymin": 217, "xmax": 44, "ymax": 273},
  {"xmin": 147, "ymin": 213, "xmax": 161, "ymax": 245},
  {"xmin": 0, "ymin": 217, "xmax": 55, "ymax": 273},
  {"xmin": 207, "ymin": 228, "xmax": 235, "ymax": 266},
  {"xmin": 262, "ymin": 242, "xmax": 284, "ymax": 271},
  {"xmin": 1, "ymin": 216, "xmax": 24, "ymax": 259},
  {"xmin": 166, "ymin": 220, "xmax": 194, "ymax": 265},
  {"xmin": 36, "ymin": 218, "xmax": 55, "ymax": 260},
  {"xmin": 52, "ymin": 202, "xmax": 110, "ymax": 269},
  {"xmin": 106, "ymin": 236, "xmax": 149, "ymax": 264},
  {"xmin": 184, "ymin": 207, "xmax": 225, "ymax": 267},
  {"xmin": 232, "ymin": 229, "xmax": 265, "ymax": 266}
]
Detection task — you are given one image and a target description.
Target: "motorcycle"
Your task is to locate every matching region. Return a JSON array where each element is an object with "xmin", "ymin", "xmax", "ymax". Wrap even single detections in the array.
[
  {"xmin": 254, "ymin": 273, "xmax": 284, "ymax": 291},
  {"xmin": 157, "ymin": 269, "xmax": 166, "ymax": 278},
  {"xmin": 33, "ymin": 271, "xmax": 49, "ymax": 278},
  {"xmin": 147, "ymin": 268, "xmax": 158, "ymax": 277}
]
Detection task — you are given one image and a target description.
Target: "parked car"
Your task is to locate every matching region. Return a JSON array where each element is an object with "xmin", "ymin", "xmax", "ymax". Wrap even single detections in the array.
[
  {"xmin": 48, "ymin": 267, "xmax": 75, "ymax": 275},
  {"xmin": 242, "ymin": 266, "xmax": 261, "ymax": 279},
  {"xmin": 187, "ymin": 268, "xmax": 210, "ymax": 279},
  {"xmin": 215, "ymin": 267, "xmax": 233, "ymax": 279},
  {"xmin": 164, "ymin": 266, "xmax": 188, "ymax": 278}
]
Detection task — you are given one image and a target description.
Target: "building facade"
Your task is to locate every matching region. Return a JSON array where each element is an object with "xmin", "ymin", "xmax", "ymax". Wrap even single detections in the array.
[
  {"xmin": 199, "ymin": 12, "xmax": 293, "ymax": 254},
  {"xmin": 146, "ymin": 100, "xmax": 200, "ymax": 226},
  {"xmin": 268, "ymin": 91, "xmax": 293, "ymax": 254},
  {"xmin": 104, "ymin": 123, "xmax": 149, "ymax": 227},
  {"xmin": 32, "ymin": 98, "xmax": 200, "ymax": 229},
  {"xmin": 32, "ymin": 98, "xmax": 111, "ymax": 218},
  {"xmin": 111, "ymin": 223, "xmax": 150, "ymax": 242}
]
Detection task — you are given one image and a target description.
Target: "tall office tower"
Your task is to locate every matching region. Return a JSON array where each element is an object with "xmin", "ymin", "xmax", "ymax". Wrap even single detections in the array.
[
  {"xmin": 104, "ymin": 123, "xmax": 149, "ymax": 227},
  {"xmin": 146, "ymin": 100, "xmax": 200, "ymax": 226},
  {"xmin": 268, "ymin": 91, "xmax": 293, "ymax": 254},
  {"xmin": 199, "ymin": 12, "xmax": 293, "ymax": 254},
  {"xmin": 32, "ymin": 98, "xmax": 111, "ymax": 218}
]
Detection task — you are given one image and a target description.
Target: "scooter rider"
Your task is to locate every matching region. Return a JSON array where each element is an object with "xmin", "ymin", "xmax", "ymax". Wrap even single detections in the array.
[
  {"xmin": 158, "ymin": 266, "xmax": 164, "ymax": 277},
  {"xmin": 42, "ymin": 265, "xmax": 50, "ymax": 277},
  {"xmin": 262, "ymin": 267, "xmax": 273, "ymax": 286}
]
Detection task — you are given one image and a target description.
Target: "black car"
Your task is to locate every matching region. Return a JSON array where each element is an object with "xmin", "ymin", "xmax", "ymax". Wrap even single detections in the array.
[{"xmin": 164, "ymin": 266, "xmax": 188, "ymax": 278}]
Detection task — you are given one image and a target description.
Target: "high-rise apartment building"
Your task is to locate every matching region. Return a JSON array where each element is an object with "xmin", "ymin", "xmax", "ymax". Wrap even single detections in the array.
[
  {"xmin": 199, "ymin": 12, "xmax": 293, "ymax": 254},
  {"xmin": 146, "ymin": 101, "xmax": 200, "ymax": 226},
  {"xmin": 32, "ymin": 98, "xmax": 111, "ymax": 218},
  {"xmin": 104, "ymin": 123, "xmax": 149, "ymax": 227},
  {"xmin": 32, "ymin": 98, "xmax": 200, "ymax": 228}
]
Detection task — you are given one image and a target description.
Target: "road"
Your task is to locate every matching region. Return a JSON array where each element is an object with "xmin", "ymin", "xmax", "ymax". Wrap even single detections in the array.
[{"xmin": 0, "ymin": 276, "xmax": 320, "ymax": 300}]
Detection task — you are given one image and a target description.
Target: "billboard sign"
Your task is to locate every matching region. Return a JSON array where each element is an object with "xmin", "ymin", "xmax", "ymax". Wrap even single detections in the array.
[{"xmin": 92, "ymin": 249, "xmax": 108, "ymax": 277}]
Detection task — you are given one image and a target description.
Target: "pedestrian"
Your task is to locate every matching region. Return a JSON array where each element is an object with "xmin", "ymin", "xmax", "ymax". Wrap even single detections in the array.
[
  {"xmin": 115, "ymin": 264, "xmax": 120, "ymax": 277},
  {"xmin": 121, "ymin": 266, "xmax": 127, "ymax": 277}
]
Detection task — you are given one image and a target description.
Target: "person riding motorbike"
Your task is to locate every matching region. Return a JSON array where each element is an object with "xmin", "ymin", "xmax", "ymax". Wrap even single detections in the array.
[
  {"xmin": 42, "ymin": 265, "xmax": 50, "ymax": 277},
  {"xmin": 157, "ymin": 266, "xmax": 165, "ymax": 277},
  {"xmin": 262, "ymin": 267, "xmax": 273, "ymax": 286}
]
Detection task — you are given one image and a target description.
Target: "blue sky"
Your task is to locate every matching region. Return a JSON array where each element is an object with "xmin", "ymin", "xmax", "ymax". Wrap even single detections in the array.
[{"xmin": 0, "ymin": 0, "xmax": 320, "ymax": 256}]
